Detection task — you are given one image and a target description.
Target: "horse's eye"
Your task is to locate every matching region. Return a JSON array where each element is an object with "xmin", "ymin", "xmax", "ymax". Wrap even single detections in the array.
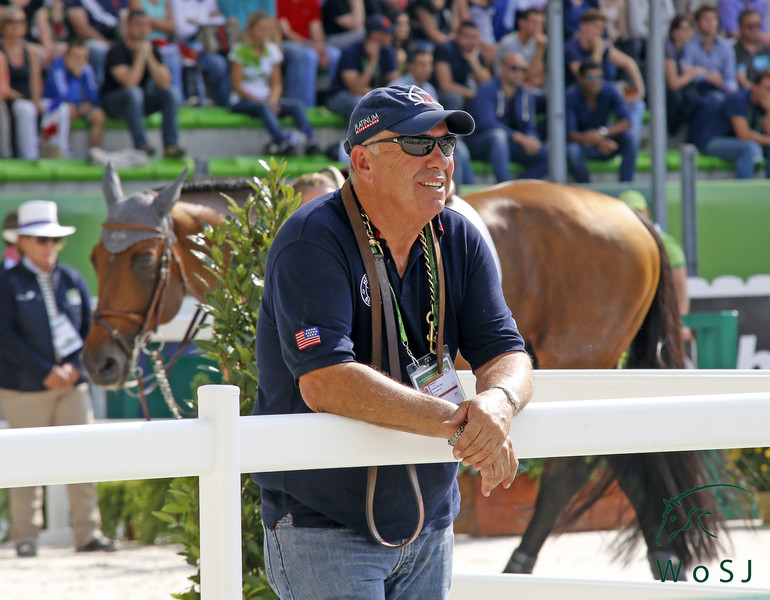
[{"xmin": 131, "ymin": 252, "xmax": 156, "ymax": 273}]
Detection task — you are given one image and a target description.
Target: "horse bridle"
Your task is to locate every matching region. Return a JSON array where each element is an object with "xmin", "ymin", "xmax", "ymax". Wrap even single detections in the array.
[
  {"xmin": 91, "ymin": 218, "xmax": 204, "ymax": 420},
  {"xmin": 92, "ymin": 219, "xmax": 189, "ymax": 357}
]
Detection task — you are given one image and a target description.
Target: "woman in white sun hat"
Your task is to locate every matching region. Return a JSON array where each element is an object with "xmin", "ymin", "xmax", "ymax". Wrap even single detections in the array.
[{"xmin": 0, "ymin": 200, "xmax": 116, "ymax": 558}]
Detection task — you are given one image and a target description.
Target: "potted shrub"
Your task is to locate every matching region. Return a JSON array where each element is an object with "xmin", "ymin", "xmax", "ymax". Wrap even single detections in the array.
[
  {"xmin": 455, "ymin": 460, "xmax": 540, "ymax": 536},
  {"xmin": 454, "ymin": 458, "xmax": 635, "ymax": 536},
  {"xmin": 730, "ymin": 447, "xmax": 770, "ymax": 523}
]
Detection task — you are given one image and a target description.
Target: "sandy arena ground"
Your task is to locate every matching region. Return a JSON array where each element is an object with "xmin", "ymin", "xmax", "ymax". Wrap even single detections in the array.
[{"xmin": 1, "ymin": 522, "xmax": 768, "ymax": 598}]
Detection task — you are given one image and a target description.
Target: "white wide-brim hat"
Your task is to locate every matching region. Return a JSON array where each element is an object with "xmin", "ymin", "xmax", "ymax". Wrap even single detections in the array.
[{"xmin": 16, "ymin": 200, "xmax": 76, "ymax": 238}]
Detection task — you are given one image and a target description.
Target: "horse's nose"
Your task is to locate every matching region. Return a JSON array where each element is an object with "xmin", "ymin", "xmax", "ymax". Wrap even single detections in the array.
[{"xmin": 82, "ymin": 344, "xmax": 128, "ymax": 388}]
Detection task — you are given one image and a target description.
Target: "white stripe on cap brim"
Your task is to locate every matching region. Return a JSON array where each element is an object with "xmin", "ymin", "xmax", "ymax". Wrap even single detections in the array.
[{"xmin": 389, "ymin": 109, "xmax": 475, "ymax": 137}]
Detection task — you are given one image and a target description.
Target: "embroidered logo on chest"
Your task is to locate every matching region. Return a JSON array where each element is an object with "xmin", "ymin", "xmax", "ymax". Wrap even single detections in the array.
[{"xmin": 360, "ymin": 274, "xmax": 371, "ymax": 307}]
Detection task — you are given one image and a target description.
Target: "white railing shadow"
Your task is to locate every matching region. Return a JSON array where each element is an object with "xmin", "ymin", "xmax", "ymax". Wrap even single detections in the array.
[{"xmin": 1, "ymin": 370, "xmax": 770, "ymax": 599}]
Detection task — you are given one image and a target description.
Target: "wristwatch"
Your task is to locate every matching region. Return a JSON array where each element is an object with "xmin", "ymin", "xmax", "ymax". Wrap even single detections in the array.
[
  {"xmin": 598, "ymin": 126, "xmax": 609, "ymax": 137},
  {"xmin": 490, "ymin": 384, "xmax": 522, "ymax": 416}
]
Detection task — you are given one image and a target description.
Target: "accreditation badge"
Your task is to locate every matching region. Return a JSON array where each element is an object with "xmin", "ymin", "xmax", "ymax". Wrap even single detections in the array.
[
  {"xmin": 407, "ymin": 344, "xmax": 466, "ymax": 404},
  {"xmin": 50, "ymin": 313, "xmax": 84, "ymax": 358}
]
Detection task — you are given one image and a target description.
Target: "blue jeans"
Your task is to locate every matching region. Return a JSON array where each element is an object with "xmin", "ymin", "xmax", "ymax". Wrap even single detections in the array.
[
  {"xmin": 85, "ymin": 39, "xmax": 110, "ymax": 88},
  {"xmin": 231, "ymin": 97, "xmax": 312, "ymax": 143},
  {"xmin": 101, "ymin": 85, "xmax": 180, "ymax": 148},
  {"xmin": 198, "ymin": 51, "xmax": 231, "ymax": 107},
  {"xmin": 157, "ymin": 43, "xmax": 184, "ymax": 101},
  {"xmin": 179, "ymin": 40, "xmax": 232, "ymax": 106},
  {"xmin": 264, "ymin": 515, "xmax": 454, "ymax": 600},
  {"xmin": 626, "ymin": 98, "xmax": 645, "ymax": 152},
  {"xmin": 282, "ymin": 41, "xmax": 341, "ymax": 107},
  {"xmin": 704, "ymin": 136, "xmax": 769, "ymax": 179},
  {"xmin": 466, "ymin": 129, "xmax": 550, "ymax": 182},
  {"xmin": 567, "ymin": 130, "xmax": 637, "ymax": 183},
  {"xmin": 326, "ymin": 89, "xmax": 363, "ymax": 121}
]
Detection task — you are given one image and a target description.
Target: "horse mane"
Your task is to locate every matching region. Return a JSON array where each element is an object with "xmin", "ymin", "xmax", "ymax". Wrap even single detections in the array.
[{"xmin": 153, "ymin": 177, "xmax": 255, "ymax": 195}]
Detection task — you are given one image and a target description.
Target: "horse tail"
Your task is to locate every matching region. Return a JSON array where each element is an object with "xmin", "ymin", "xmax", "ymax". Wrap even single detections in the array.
[
  {"xmin": 624, "ymin": 216, "xmax": 684, "ymax": 371},
  {"xmin": 556, "ymin": 218, "xmax": 725, "ymax": 566}
]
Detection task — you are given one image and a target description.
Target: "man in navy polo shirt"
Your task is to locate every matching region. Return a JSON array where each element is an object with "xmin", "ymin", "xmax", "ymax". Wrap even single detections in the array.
[
  {"xmin": 564, "ymin": 9, "xmax": 646, "ymax": 159},
  {"xmin": 467, "ymin": 50, "xmax": 549, "ymax": 182},
  {"xmin": 254, "ymin": 85, "xmax": 532, "ymax": 599},
  {"xmin": 326, "ymin": 14, "xmax": 400, "ymax": 120},
  {"xmin": 566, "ymin": 59, "xmax": 637, "ymax": 183},
  {"xmin": 433, "ymin": 21, "xmax": 492, "ymax": 111},
  {"xmin": 701, "ymin": 68, "xmax": 770, "ymax": 179}
]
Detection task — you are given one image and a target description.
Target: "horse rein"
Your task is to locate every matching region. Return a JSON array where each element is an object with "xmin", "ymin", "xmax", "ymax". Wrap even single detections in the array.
[{"xmin": 93, "ymin": 219, "xmax": 196, "ymax": 419}]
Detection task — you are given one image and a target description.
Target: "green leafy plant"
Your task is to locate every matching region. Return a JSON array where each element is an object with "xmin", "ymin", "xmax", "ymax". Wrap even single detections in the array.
[
  {"xmin": 97, "ymin": 479, "xmax": 175, "ymax": 543},
  {"xmin": 730, "ymin": 448, "xmax": 770, "ymax": 492},
  {"xmin": 156, "ymin": 158, "xmax": 298, "ymax": 599}
]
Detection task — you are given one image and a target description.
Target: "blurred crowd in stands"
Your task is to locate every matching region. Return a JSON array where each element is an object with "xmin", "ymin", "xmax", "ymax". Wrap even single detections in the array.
[{"xmin": 0, "ymin": 0, "xmax": 769, "ymax": 182}]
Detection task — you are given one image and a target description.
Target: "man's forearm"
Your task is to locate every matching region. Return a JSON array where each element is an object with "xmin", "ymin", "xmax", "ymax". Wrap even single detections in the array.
[
  {"xmin": 474, "ymin": 350, "xmax": 533, "ymax": 413},
  {"xmin": 299, "ymin": 361, "xmax": 459, "ymax": 438}
]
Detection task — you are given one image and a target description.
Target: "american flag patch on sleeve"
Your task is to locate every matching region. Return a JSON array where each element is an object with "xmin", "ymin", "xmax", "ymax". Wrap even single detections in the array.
[{"xmin": 295, "ymin": 327, "xmax": 321, "ymax": 350}]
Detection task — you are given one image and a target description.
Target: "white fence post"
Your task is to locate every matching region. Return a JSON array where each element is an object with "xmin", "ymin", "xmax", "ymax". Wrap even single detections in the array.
[{"xmin": 198, "ymin": 384, "xmax": 242, "ymax": 599}]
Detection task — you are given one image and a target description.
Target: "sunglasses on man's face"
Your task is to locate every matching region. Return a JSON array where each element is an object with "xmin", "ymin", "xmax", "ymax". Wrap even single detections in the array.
[
  {"xmin": 362, "ymin": 134, "xmax": 458, "ymax": 157},
  {"xmin": 34, "ymin": 236, "xmax": 62, "ymax": 244},
  {"xmin": 585, "ymin": 74, "xmax": 604, "ymax": 82}
]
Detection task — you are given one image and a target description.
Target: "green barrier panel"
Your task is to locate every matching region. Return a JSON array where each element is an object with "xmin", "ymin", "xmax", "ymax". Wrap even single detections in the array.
[
  {"xmin": 682, "ymin": 311, "xmax": 739, "ymax": 369},
  {"xmin": 585, "ymin": 155, "xmax": 622, "ymax": 173},
  {"xmin": 665, "ymin": 149, "xmax": 681, "ymax": 170},
  {"xmin": 71, "ymin": 115, "xmax": 156, "ymax": 131},
  {"xmin": 208, "ymin": 156, "xmax": 347, "ymax": 178},
  {"xmin": 116, "ymin": 157, "xmax": 196, "ymax": 181},
  {"xmin": 578, "ymin": 180, "xmax": 770, "ymax": 281},
  {"xmin": 71, "ymin": 106, "xmax": 346, "ymax": 131},
  {"xmin": 0, "ymin": 158, "xmax": 195, "ymax": 183},
  {"xmin": 0, "ymin": 192, "xmax": 104, "ymax": 292},
  {"xmin": 305, "ymin": 106, "xmax": 347, "ymax": 128},
  {"xmin": 634, "ymin": 151, "xmax": 652, "ymax": 172}
]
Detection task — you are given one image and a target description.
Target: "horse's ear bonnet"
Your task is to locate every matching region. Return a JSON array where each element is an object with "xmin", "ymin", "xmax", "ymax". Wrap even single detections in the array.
[
  {"xmin": 100, "ymin": 166, "xmax": 189, "ymax": 253},
  {"xmin": 153, "ymin": 168, "xmax": 188, "ymax": 219},
  {"xmin": 103, "ymin": 162, "xmax": 125, "ymax": 208}
]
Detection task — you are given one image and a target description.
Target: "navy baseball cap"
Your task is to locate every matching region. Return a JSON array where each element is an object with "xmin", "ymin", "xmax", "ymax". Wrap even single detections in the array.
[
  {"xmin": 366, "ymin": 14, "xmax": 394, "ymax": 34},
  {"xmin": 344, "ymin": 85, "xmax": 475, "ymax": 155}
]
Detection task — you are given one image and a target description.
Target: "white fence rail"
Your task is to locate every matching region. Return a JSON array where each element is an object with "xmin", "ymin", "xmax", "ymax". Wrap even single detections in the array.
[{"xmin": 2, "ymin": 370, "xmax": 770, "ymax": 599}]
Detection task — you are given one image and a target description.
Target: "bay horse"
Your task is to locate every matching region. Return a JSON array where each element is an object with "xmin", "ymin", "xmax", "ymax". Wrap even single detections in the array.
[
  {"xmin": 81, "ymin": 164, "xmax": 253, "ymax": 388},
  {"xmin": 81, "ymin": 167, "xmax": 722, "ymax": 578},
  {"xmin": 461, "ymin": 181, "xmax": 723, "ymax": 578}
]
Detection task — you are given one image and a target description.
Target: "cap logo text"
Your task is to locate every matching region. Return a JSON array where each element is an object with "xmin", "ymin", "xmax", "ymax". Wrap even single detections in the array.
[{"xmin": 354, "ymin": 113, "xmax": 380, "ymax": 134}]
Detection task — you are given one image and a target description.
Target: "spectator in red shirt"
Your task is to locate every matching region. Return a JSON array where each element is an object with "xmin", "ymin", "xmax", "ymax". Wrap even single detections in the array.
[{"xmin": 276, "ymin": 0, "xmax": 341, "ymax": 107}]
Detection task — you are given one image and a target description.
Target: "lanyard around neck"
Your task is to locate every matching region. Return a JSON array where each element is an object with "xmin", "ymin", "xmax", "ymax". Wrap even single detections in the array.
[{"xmin": 359, "ymin": 210, "xmax": 441, "ymax": 367}]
